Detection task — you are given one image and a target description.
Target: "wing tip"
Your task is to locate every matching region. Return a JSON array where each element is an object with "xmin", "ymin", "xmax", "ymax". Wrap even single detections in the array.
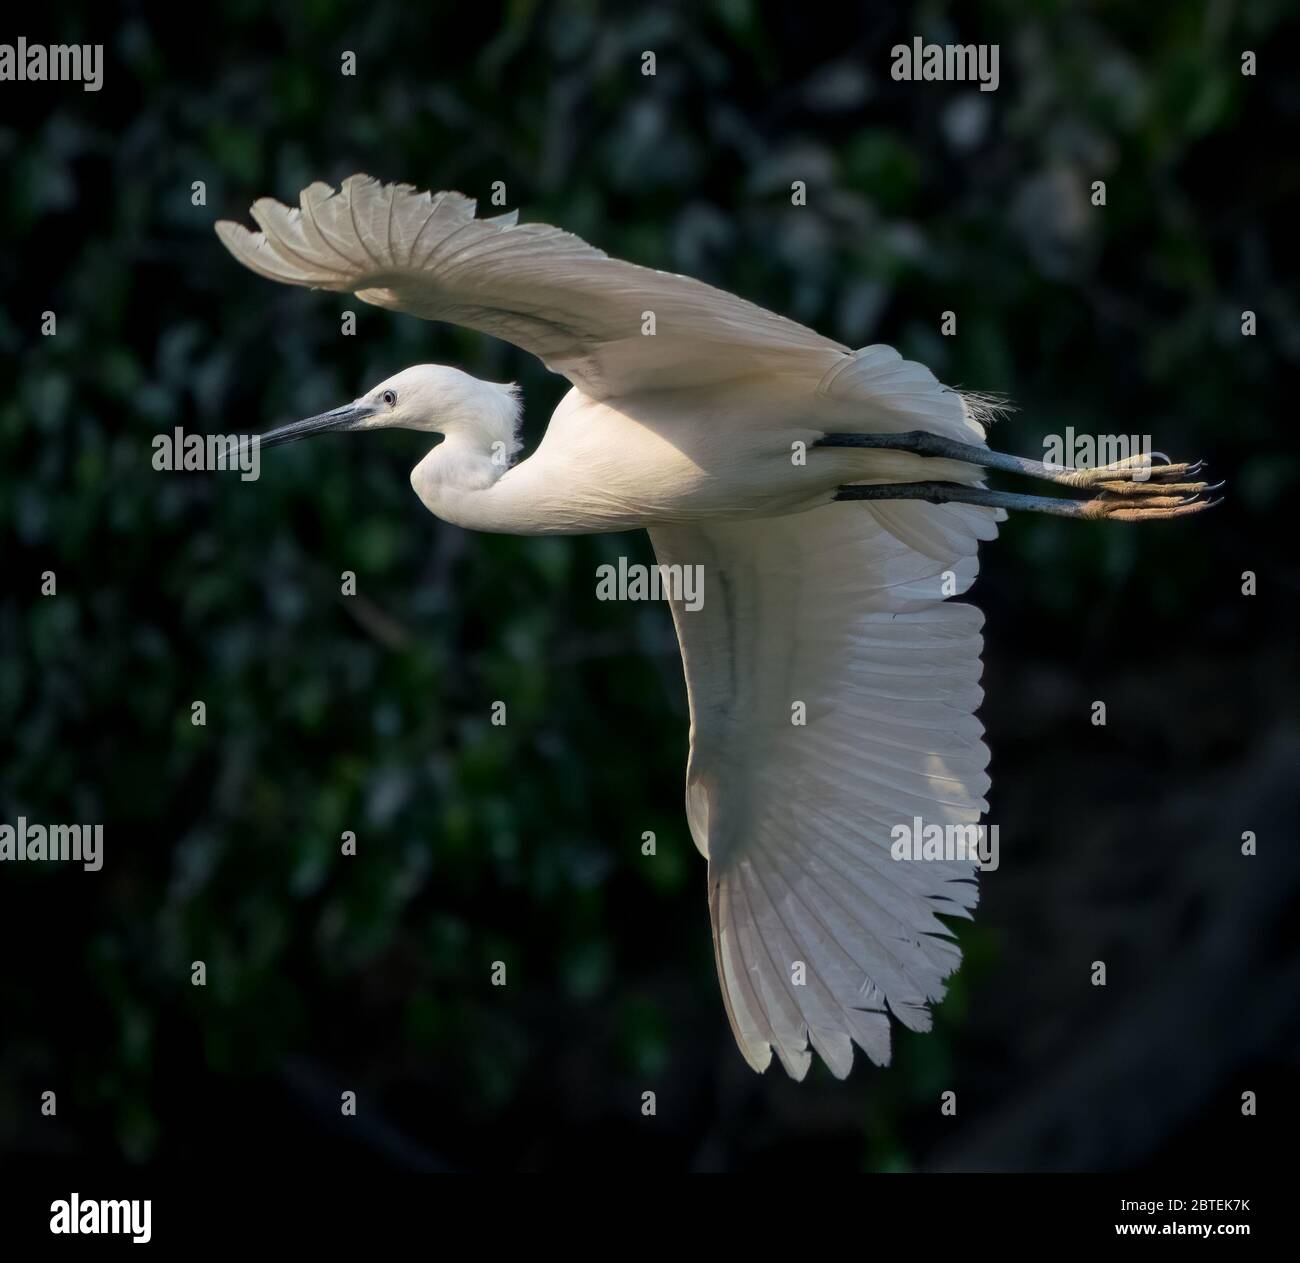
[{"xmin": 213, "ymin": 217, "xmax": 262, "ymax": 260}]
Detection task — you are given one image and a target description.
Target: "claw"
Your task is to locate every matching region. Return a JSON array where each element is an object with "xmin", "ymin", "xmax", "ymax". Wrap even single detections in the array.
[{"xmin": 1145, "ymin": 461, "xmax": 1206, "ymax": 483}]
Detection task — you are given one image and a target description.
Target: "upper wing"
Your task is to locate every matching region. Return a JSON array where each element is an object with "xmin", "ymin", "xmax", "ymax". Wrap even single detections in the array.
[
  {"xmin": 650, "ymin": 495, "xmax": 997, "ymax": 1079},
  {"xmin": 215, "ymin": 174, "xmax": 843, "ymax": 399}
]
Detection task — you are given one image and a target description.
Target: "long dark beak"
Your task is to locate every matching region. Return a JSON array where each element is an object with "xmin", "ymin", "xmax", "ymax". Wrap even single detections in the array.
[{"xmin": 258, "ymin": 401, "xmax": 381, "ymax": 450}]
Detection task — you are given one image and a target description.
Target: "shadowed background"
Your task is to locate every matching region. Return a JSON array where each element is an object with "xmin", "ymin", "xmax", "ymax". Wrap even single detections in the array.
[{"xmin": 1, "ymin": 0, "xmax": 1296, "ymax": 1171}]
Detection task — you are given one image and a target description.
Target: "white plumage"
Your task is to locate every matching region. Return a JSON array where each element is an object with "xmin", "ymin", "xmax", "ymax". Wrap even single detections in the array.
[{"xmin": 214, "ymin": 174, "xmax": 1019, "ymax": 1078}]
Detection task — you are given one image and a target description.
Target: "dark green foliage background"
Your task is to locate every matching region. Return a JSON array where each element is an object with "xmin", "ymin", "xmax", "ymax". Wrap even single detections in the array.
[{"xmin": 1, "ymin": 0, "xmax": 1295, "ymax": 1170}]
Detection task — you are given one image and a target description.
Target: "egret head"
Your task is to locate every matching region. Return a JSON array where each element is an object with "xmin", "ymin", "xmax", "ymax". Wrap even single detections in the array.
[{"xmin": 259, "ymin": 364, "xmax": 522, "ymax": 459}]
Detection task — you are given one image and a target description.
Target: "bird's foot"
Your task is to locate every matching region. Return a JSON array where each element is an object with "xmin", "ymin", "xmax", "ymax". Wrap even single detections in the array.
[
  {"xmin": 1054, "ymin": 452, "xmax": 1206, "ymax": 489},
  {"xmin": 1066, "ymin": 453, "xmax": 1222, "ymax": 520},
  {"xmin": 1076, "ymin": 476, "xmax": 1224, "ymax": 521}
]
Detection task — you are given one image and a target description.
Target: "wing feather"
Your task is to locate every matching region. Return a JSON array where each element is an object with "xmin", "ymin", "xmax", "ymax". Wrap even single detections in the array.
[
  {"xmin": 651, "ymin": 500, "xmax": 996, "ymax": 1079},
  {"xmin": 217, "ymin": 174, "xmax": 843, "ymax": 398}
]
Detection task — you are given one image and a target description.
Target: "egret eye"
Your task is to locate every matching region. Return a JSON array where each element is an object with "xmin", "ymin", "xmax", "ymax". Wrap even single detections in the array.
[{"xmin": 382, "ymin": 390, "xmax": 397, "ymax": 407}]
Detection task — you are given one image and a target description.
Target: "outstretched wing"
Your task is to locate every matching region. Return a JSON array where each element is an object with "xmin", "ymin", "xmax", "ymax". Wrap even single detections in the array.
[
  {"xmin": 650, "ymin": 495, "xmax": 997, "ymax": 1079},
  {"xmin": 215, "ymin": 174, "xmax": 842, "ymax": 399}
]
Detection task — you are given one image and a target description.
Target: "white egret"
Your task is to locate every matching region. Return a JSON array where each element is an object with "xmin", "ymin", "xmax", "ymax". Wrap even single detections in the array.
[{"xmin": 217, "ymin": 175, "xmax": 1216, "ymax": 1080}]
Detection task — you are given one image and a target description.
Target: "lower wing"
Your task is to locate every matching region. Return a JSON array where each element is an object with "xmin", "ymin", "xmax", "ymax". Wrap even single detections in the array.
[{"xmin": 650, "ymin": 497, "xmax": 997, "ymax": 1078}]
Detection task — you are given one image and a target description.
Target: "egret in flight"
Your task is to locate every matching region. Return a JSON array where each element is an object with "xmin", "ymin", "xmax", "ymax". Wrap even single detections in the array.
[{"xmin": 217, "ymin": 175, "xmax": 1215, "ymax": 1080}]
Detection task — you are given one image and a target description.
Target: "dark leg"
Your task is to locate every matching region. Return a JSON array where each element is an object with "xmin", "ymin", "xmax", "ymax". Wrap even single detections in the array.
[
  {"xmin": 818, "ymin": 430, "xmax": 1221, "ymax": 519},
  {"xmin": 816, "ymin": 430, "xmax": 1209, "ymax": 488}
]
